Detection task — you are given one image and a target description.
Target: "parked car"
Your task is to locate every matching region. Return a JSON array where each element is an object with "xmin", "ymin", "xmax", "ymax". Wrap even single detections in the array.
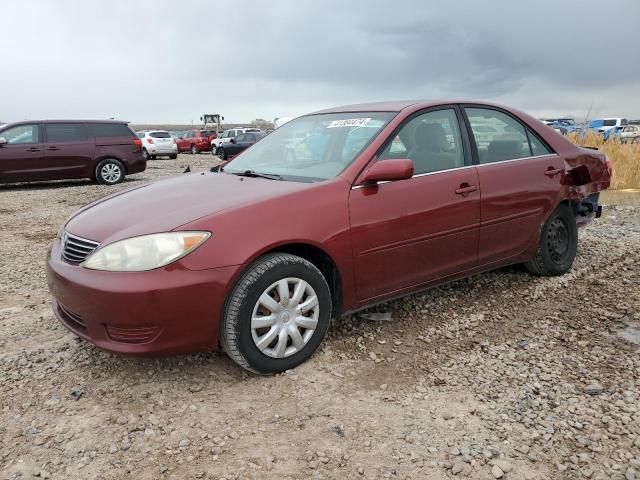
[
  {"xmin": 211, "ymin": 128, "xmax": 261, "ymax": 155},
  {"xmin": 0, "ymin": 120, "xmax": 145, "ymax": 185},
  {"xmin": 176, "ymin": 130, "xmax": 212, "ymax": 154},
  {"xmin": 138, "ymin": 130, "xmax": 178, "ymax": 160},
  {"xmin": 620, "ymin": 125, "xmax": 640, "ymax": 144},
  {"xmin": 217, "ymin": 131, "xmax": 266, "ymax": 160},
  {"xmin": 47, "ymin": 100, "xmax": 610, "ymax": 373},
  {"xmin": 588, "ymin": 118, "xmax": 628, "ymax": 141}
]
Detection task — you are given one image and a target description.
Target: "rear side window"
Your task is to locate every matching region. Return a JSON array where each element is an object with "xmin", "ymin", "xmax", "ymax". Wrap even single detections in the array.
[
  {"xmin": 45, "ymin": 123, "xmax": 89, "ymax": 142},
  {"xmin": 466, "ymin": 108, "xmax": 531, "ymax": 163},
  {"xmin": 86, "ymin": 123, "xmax": 133, "ymax": 138},
  {"xmin": 149, "ymin": 131, "xmax": 171, "ymax": 138},
  {"xmin": 602, "ymin": 119, "xmax": 617, "ymax": 127},
  {"xmin": 527, "ymin": 132, "xmax": 552, "ymax": 156}
]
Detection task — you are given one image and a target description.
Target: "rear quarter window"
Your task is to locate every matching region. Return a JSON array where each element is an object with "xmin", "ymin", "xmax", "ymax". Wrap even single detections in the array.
[{"xmin": 87, "ymin": 123, "xmax": 135, "ymax": 138}]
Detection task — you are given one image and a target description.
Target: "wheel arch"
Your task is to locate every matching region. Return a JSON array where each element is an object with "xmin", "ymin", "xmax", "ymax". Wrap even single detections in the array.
[{"xmin": 236, "ymin": 242, "xmax": 344, "ymax": 318}]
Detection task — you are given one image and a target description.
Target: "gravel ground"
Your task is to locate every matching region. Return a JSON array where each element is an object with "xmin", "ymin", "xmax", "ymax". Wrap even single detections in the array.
[{"xmin": 1, "ymin": 154, "xmax": 639, "ymax": 480}]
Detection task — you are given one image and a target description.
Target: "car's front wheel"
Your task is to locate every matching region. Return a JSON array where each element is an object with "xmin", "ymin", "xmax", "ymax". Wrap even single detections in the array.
[
  {"xmin": 218, "ymin": 148, "xmax": 226, "ymax": 160},
  {"xmin": 221, "ymin": 253, "xmax": 332, "ymax": 374},
  {"xmin": 95, "ymin": 158, "xmax": 125, "ymax": 185},
  {"xmin": 525, "ymin": 204, "xmax": 577, "ymax": 276},
  {"xmin": 211, "ymin": 146, "xmax": 218, "ymax": 156},
  {"xmin": 190, "ymin": 144, "xmax": 198, "ymax": 155}
]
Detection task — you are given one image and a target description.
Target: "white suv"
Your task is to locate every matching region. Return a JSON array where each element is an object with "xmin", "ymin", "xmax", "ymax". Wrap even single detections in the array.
[
  {"xmin": 211, "ymin": 128, "xmax": 261, "ymax": 155},
  {"xmin": 138, "ymin": 130, "xmax": 178, "ymax": 160}
]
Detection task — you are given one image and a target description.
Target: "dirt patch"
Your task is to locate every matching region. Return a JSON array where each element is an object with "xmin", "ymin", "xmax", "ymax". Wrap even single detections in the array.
[{"xmin": 1, "ymin": 154, "xmax": 639, "ymax": 479}]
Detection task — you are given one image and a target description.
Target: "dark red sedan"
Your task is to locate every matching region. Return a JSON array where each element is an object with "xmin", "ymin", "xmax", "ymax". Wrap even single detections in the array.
[{"xmin": 47, "ymin": 101, "xmax": 610, "ymax": 373}]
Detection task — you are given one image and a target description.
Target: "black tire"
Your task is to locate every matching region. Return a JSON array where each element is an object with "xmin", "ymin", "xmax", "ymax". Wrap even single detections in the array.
[
  {"xmin": 218, "ymin": 148, "xmax": 226, "ymax": 160},
  {"xmin": 525, "ymin": 204, "xmax": 577, "ymax": 276},
  {"xmin": 190, "ymin": 144, "xmax": 198, "ymax": 155},
  {"xmin": 169, "ymin": 154, "xmax": 177, "ymax": 160},
  {"xmin": 221, "ymin": 253, "xmax": 332, "ymax": 374},
  {"xmin": 150, "ymin": 155, "xmax": 157, "ymax": 160},
  {"xmin": 95, "ymin": 158, "xmax": 125, "ymax": 185},
  {"xmin": 142, "ymin": 148, "xmax": 150, "ymax": 161}
]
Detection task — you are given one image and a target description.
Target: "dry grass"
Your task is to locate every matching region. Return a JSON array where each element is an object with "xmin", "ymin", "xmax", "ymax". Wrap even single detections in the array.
[{"xmin": 567, "ymin": 133, "xmax": 640, "ymax": 190}]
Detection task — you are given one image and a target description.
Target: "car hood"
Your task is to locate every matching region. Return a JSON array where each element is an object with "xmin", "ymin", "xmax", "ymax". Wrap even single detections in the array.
[{"xmin": 65, "ymin": 172, "xmax": 309, "ymax": 244}]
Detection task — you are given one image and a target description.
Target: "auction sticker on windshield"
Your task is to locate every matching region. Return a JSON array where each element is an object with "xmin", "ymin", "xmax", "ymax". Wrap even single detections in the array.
[{"xmin": 327, "ymin": 118, "xmax": 371, "ymax": 128}]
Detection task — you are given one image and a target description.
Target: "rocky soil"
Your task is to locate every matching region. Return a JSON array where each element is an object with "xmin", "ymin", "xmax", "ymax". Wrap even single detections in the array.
[{"xmin": 1, "ymin": 155, "xmax": 639, "ymax": 480}]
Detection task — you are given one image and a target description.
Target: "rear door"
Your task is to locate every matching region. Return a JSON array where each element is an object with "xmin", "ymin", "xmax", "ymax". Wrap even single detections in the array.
[
  {"xmin": 349, "ymin": 107, "xmax": 480, "ymax": 301},
  {"xmin": 43, "ymin": 123, "xmax": 95, "ymax": 179},
  {"xmin": 463, "ymin": 106, "xmax": 563, "ymax": 266},
  {"xmin": 0, "ymin": 123, "xmax": 45, "ymax": 182}
]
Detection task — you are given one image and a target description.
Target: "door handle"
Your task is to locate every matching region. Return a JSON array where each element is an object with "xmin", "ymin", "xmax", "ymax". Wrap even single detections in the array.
[
  {"xmin": 544, "ymin": 167, "xmax": 563, "ymax": 177},
  {"xmin": 27, "ymin": 147, "xmax": 40, "ymax": 152},
  {"xmin": 455, "ymin": 184, "xmax": 478, "ymax": 195},
  {"xmin": 47, "ymin": 146, "xmax": 60, "ymax": 151}
]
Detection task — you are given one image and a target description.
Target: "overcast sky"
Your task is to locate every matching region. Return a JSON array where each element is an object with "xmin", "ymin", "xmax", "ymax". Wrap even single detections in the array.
[{"xmin": 2, "ymin": 0, "xmax": 639, "ymax": 124}]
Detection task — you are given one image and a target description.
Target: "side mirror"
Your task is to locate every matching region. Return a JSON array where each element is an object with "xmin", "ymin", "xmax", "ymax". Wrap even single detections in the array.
[
  {"xmin": 362, "ymin": 159, "xmax": 414, "ymax": 184},
  {"xmin": 0, "ymin": 137, "xmax": 7, "ymax": 146}
]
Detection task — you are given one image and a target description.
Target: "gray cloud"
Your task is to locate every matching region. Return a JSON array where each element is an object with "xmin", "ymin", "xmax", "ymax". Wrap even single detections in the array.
[{"xmin": 1, "ymin": 0, "xmax": 639, "ymax": 124}]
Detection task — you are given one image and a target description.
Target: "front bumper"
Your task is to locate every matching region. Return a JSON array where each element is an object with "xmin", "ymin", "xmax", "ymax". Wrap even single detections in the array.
[{"xmin": 46, "ymin": 238, "xmax": 238, "ymax": 355}]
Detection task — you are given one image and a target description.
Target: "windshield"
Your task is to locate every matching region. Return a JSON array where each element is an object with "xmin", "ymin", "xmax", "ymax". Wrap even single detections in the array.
[{"xmin": 223, "ymin": 112, "xmax": 396, "ymax": 182}]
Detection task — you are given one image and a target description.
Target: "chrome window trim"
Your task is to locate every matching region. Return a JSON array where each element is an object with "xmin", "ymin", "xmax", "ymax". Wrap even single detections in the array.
[{"xmin": 350, "ymin": 153, "xmax": 559, "ymax": 190}]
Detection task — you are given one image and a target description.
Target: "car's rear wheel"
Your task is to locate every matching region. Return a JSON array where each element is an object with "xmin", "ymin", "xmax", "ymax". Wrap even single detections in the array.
[
  {"xmin": 95, "ymin": 158, "xmax": 125, "ymax": 185},
  {"xmin": 142, "ymin": 148, "xmax": 150, "ymax": 160},
  {"xmin": 525, "ymin": 204, "xmax": 577, "ymax": 276},
  {"xmin": 221, "ymin": 253, "xmax": 332, "ymax": 374},
  {"xmin": 169, "ymin": 154, "xmax": 177, "ymax": 160},
  {"xmin": 190, "ymin": 144, "xmax": 198, "ymax": 155},
  {"xmin": 218, "ymin": 148, "xmax": 226, "ymax": 160}
]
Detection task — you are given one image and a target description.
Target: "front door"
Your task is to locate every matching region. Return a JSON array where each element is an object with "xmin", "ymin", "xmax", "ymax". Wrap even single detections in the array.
[
  {"xmin": 463, "ymin": 106, "xmax": 564, "ymax": 266},
  {"xmin": 349, "ymin": 107, "xmax": 480, "ymax": 301},
  {"xmin": 0, "ymin": 124, "xmax": 45, "ymax": 182}
]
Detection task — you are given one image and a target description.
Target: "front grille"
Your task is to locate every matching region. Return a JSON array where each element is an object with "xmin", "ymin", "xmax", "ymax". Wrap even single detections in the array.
[{"xmin": 62, "ymin": 232, "xmax": 100, "ymax": 264}]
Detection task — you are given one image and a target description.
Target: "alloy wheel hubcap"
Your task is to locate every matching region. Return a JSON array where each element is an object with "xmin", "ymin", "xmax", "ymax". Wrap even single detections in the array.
[
  {"xmin": 251, "ymin": 278, "xmax": 319, "ymax": 359},
  {"xmin": 101, "ymin": 164, "xmax": 121, "ymax": 183}
]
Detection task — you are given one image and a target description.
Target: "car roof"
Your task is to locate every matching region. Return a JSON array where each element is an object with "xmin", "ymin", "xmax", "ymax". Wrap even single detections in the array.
[
  {"xmin": 308, "ymin": 99, "xmax": 522, "ymax": 115},
  {"xmin": 2, "ymin": 119, "xmax": 129, "ymax": 127}
]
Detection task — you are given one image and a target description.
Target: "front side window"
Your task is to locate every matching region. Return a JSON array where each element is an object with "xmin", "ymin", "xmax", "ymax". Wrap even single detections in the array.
[
  {"xmin": 466, "ymin": 108, "xmax": 531, "ymax": 163},
  {"xmin": 0, "ymin": 124, "xmax": 39, "ymax": 144},
  {"xmin": 603, "ymin": 119, "xmax": 617, "ymax": 127},
  {"xmin": 224, "ymin": 111, "xmax": 395, "ymax": 182},
  {"xmin": 46, "ymin": 123, "xmax": 89, "ymax": 142},
  {"xmin": 378, "ymin": 108, "xmax": 464, "ymax": 175}
]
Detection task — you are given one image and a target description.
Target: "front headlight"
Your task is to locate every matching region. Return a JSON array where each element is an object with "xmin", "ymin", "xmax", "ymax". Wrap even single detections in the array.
[{"xmin": 82, "ymin": 231, "xmax": 210, "ymax": 272}]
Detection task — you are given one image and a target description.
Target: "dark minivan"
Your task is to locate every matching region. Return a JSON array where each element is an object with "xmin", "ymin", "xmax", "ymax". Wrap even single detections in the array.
[{"xmin": 0, "ymin": 120, "xmax": 146, "ymax": 185}]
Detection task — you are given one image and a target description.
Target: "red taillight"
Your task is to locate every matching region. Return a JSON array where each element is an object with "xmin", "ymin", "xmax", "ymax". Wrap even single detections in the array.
[
  {"xmin": 133, "ymin": 138, "xmax": 142, "ymax": 151},
  {"xmin": 147, "ymin": 138, "xmax": 154, "ymax": 144}
]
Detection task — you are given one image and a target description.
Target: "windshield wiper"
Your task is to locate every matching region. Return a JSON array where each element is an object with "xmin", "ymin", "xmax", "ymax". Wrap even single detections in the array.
[{"xmin": 229, "ymin": 170, "xmax": 283, "ymax": 181}]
